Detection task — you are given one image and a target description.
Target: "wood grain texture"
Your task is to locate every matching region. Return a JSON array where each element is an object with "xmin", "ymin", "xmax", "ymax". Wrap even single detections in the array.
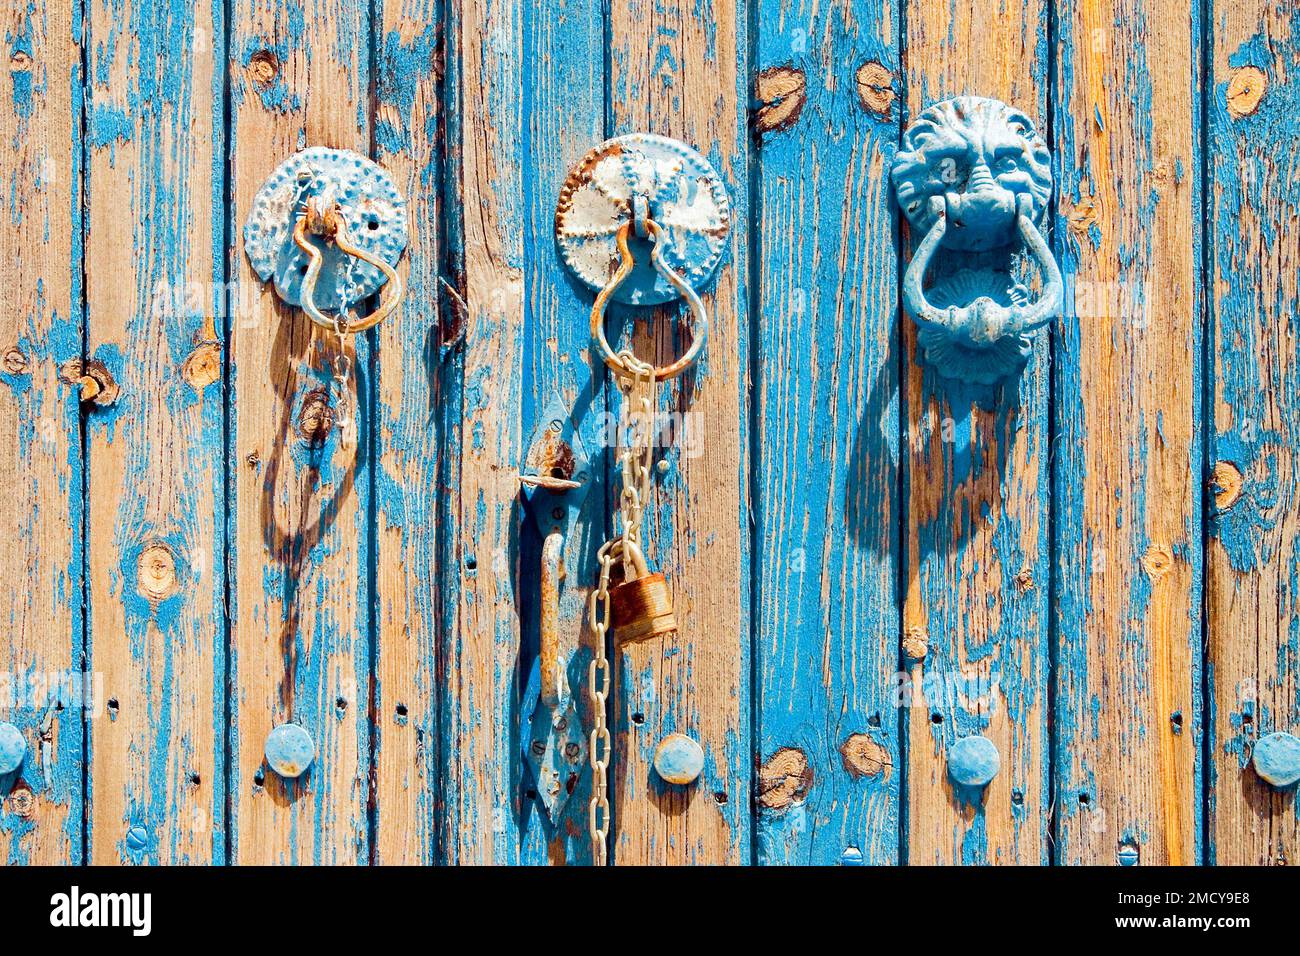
[
  {"xmin": 753, "ymin": 0, "xmax": 902, "ymax": 865},
  {"xmin": 84, "ymin": 0, "xmax": 226, "ymax": 865},
  {"xmin": 1206, "ymin": 0, "xmax": 1300, "ymax": 865},
  {"xmin": 607, "ymin": 0, "xmax": 752, "ymax": 865},
  {"xmin": 228, "ymin": 0, "xmax": 372, "ymax": 864},
  {"xmin": 1053, "ymin": 0, "xmax": 1203, "ymax": 865},
  {"xmin": 438, "ymin": 0, "xmax": 527, "ymax": 864},
  {"xmin": 515, "ymin": 0, "xmax": 605, "ymax": 866},
  {"xmin": 0, "ymin": 0, "xmax": 85, "ymax": 865},
  {"xmin": 902, "ymin": 0, "xmax": 1052, "ymax": 864},
  {"xmin": 372, "ymin": 0, "xmax": 443, "ymax": 867}
]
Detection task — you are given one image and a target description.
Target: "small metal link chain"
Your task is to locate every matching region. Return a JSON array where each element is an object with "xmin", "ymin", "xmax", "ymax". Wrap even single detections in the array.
[
  {"xmin": 329, "ymin": 316, "xmax": 354, "ymax": 448},
  {"xmin": 587, "ymin": 349, "xmax": 658, "ymax": 865}
]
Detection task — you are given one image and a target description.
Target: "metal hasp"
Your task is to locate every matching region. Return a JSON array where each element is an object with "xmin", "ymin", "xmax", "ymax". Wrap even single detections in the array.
[
  {"xmin": 519, "ymin": 395, "xmax": 592, "ymax": 821},
  {"xmin": 892, "ymin": 97, "xmax": 1062, "ymax": 385},
  {"xmin": 244, "ymin": 147, "xmax": 407, "ymax": 331}
]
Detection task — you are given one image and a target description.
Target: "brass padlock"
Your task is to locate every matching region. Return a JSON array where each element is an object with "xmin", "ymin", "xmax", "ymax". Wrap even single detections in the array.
[{"xmin": 609, "ymin": 541, "xmax": 676, "ymax": 644}]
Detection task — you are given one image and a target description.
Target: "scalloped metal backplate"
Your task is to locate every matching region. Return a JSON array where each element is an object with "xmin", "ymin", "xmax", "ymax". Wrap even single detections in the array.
[
  {"xmin": 555, "ymin": 134, "xmax": 731, "ymax": 306},
  {"xmin": 244, "ymin": 147, "xmax": 408, "ymax": 314}
]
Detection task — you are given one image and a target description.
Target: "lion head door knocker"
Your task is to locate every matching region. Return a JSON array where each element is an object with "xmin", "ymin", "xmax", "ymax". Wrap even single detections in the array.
[
  {"xmin": 550, "ymin": 133, "xmax": 730, "ymax": 863},
  {"xmin": 892, "ymin": 97, "xmax": 1061, "ymax": 385},
  {"xmin": 244, "ymin": 147, "xmax": 408, "ymax": 779}
]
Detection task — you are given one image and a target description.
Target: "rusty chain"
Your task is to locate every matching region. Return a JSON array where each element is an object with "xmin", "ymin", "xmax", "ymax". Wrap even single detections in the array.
[{"xmin": 587, "ymin": 349, "xmax": 657, "ymax": 865}]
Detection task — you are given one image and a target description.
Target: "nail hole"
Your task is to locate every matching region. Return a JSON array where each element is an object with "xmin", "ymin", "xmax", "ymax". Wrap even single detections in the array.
[
  {"xmin": 1011, "ymin": 789, "xmax": 1024, "ymax": 805},
  {"xmin": 254, "ymin": 767, "xmax": 266, "ymax": 786},
  {"xmin": 107, "ymin": 698, "xmax": 119, "ymax": 713},
  {"xmin": 524, "ymin": 789, "xmax": 537, "ymax": 800},
  {"xmin": 713, "ymin": 791, "xmax": 727, "ymax": 805},
  {"xmin": 631, "ymin": 712, "xmax": 645, "ymax": 726},
  {"xmin": 1079, "ymin": 792, "xmax": 1090, "ymax": 806},
  {"xmin": 395, "ymin": 703, "xmax": 408, "ymax": 718},
  {"xmin": 367, "ymin": 219, "xmax": 380, "ymax": 231},
  {"xmin": 336, "ymin": 696, "xmax": 348, "ymax": 711},
  {"xmin": 930, "ymin": 713, "xmax": 943, "ymax": 725},
  {"xmin": 465, "ymin": 556, "xmax": 477, "ymax": 571},
  {"xmin": 190, "ymin": 773, "xmax": 201, "ymax": 786},
  {"xmin": 867, "ymin": 713, "xmax": 881, "ymax": 728}
]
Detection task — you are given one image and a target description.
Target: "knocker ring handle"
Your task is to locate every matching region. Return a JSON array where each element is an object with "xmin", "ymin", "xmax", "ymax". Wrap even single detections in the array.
[
  {"xmin": 589, "ymin": 219, "xmax": 709, "ymax": 382},
  {"xmin": 293, "ymin": 203, "xmax": 405, "ymax": 335},
  {"xmin": 903, "ymin": 193, "xmax": 1062, "ymax": 343}
]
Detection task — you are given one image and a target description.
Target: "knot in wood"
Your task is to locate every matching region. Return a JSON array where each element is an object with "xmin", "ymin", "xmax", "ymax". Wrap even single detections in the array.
[
  {"xmin": 137, "ymin": 543, "xmax": 178, "ymax": 604},
  {"xmin": 248, "ymin": 50, "xmax": 280, "ymax": 87},
  {"xmin": 758, "ymin": 747, "xmax": 813, "ymax": 809},
  {"xmin": 182, "ymin": 341, "xmax": 221, "ymax": 390},
  {"xmin": 297, "ymin": 388, "xmax": 335, "ymax": 445},
  {"xmin": 754, "ymin": 66, "xmax": 805, "ymax": 136},
  {"xmin": 3, "ymin": 346, "xmax": 29, "ymax": 374},
  {"xmin": 1227, "ymin": 66, "xmax": 1266, "ymax": 118},
  {"xmin": 840, "ymin": 733, "xmax": 891, "ymax": 780},
  {"xmin": 1211, "ymin": 461, "xmax": 1242, "ymax": 510},
  {"xmin": 855, "ymin": 62, "xmax": 895, "ymax": 116}
]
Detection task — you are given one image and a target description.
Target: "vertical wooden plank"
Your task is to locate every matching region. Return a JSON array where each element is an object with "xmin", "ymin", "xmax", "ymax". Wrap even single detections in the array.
[
  {"xmin": 0, "ymin": 0, "xmax": 85, "ymax": 865},
  {"xmin": 84, "ymin": 0, "xmax": 226, "ymax": 864},
  {"xmin": 438, "ymin": 0, "xmax": 526, "ymax": 864},
  {"xmin": 515, "ymin": 0, "xmax": 605, "ymax": 865},
  {"xmin": 229, "ymin": 0, "xmax": 372, "ymax": 864},
  {"xmin": 372, "ymin": 0, "xmax": 443, "ymax": 867},
  {"xmin": 1206, "ymin": 1, "xmax": 1300, "ymax": 865},
  {"xmin": 1054, "ymin": 0, "xmax": 1203, "ymax": 865},
  {"xmin": 901, "ymin": 2, "xmax": 1052, "ymax": 864},
  {"xmin": 606, "ymin": 0, "xmax": 752, "ymax": 865},
  {"xmin": 753, "ymin": 2, "xmax": 902, "ymax": 864}
]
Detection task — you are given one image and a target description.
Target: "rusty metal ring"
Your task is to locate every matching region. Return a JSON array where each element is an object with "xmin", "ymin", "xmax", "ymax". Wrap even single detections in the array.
[
  {"xmin": 589, "ymin": 220, "xmax": 709, "ymax": 382},
  {"xmin": 293, "ymin": 210, "xmax": 404, "ymax": 334}
]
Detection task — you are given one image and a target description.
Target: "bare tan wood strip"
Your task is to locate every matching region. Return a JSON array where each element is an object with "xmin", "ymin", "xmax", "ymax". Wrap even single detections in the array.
[
  {"xmin": 229, "ymin": 0, "xmax": 372, "ymax": 864},
  {"xmin": 606, "ymin": 0, "xmax": 752, "ymax": 865},
  {"xmin": 0, "ymin": 0, "xmax": 84, "ymax": 865}
]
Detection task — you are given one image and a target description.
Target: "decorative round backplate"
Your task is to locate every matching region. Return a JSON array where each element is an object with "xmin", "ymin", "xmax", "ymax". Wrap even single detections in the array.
[
  {"xmin": 555, "ymin": 133, "xmax": 731, "ymax": 306},
  {"xmin": 244, "ymin": 147, "xmax": 408, "ymax": 315}
]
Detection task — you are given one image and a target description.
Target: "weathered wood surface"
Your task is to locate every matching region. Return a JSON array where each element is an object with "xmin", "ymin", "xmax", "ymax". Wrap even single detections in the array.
[
  {"xmin": 1206, "ymin": 0, "xmax": 1300, "ymax": 866},
  {"xmin": 901, "ymin": 0, "xmax": 1052, "ymax": 865},
  {"xmin": 753, "ymin": 0, "xmax": 902, "ymax": 865},
  {"xmin": 228, "ymin": 0, "xmax": 373, "ymax": 864},
  {"xmin": 606, "ymin": 0, "xmax": 752, "ymax": 865},
  {"xmin": 372, "ymin": 0, "xmax": 444, "ymax": 867},
  {"xmin": 0, "ymin": 0, "xmax": 84, "ymax": 864},
  {"xmin": 84, "ymin": 0, "xmax": 226, "ymax": 865},
  {"xmin": 1053, "ymin": 0, "xmax": 1203, "ymax": 866},
  {"xmin": 3, "ymin": 0, "xmax": 1299, "ymax": 866}
]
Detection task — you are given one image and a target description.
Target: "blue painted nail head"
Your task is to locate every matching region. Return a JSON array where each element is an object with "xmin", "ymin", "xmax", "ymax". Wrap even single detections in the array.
[
  {"xmin": 891, "ymin": 96, "xmax": 1062, "ymax": 385},
  {"xmin": 1252, "ymin": 731, "xmax": 1300, "ymax": 788},
  {"xmin": 0, "ymin": 722, "xmax": 25, "ymax": 775},
  {"xmin": 653, "ymin": 732, "xmax": 705, "ymax": 785},
  {"xmin": 555, "ymin": 133, "xmax": 731, "ymax": 306},
  {"xmin": 948, "ymin": 734, "xmax": 1000, "ymax": 787},
  {"xmin": 264, "ymin": 723, "xmax": 315, "ymax": 779}
]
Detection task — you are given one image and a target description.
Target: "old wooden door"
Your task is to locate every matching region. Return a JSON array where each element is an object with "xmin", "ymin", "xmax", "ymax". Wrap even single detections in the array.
[{"xmin": 1, "ymin": 0, "xmax": 1296, "ymax": 865}]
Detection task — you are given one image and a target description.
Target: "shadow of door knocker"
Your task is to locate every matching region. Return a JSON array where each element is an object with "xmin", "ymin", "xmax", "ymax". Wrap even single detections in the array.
[
  {"xmin": 518, "ymin": 133, "xmax": 728, "ymax": 862},
  {"xmin": 244, "ymin": 147, "xmax": 409, "ymax": 781},
  {"xmin": 892, "ymin": 96, "xmax": 1063, "ymax": 386}
]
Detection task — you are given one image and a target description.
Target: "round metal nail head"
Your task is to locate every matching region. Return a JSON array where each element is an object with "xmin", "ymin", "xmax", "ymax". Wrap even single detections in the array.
[
  {"xmin": 1252, "ymin": 731, "xmax": 1300, "ymax": 787},
  {"xmin": 265, "ymin": 722, "xmax": 315, "ymax": 779},
  {"xmin": 244, "ymin": 146, "xmax": 407, "ymax": 314},
  {"xmin": 555, "ymin": 133, "xmax": 730, "ymax": 306},
  {"xmin": 653, "ymin": 732, "xmax": 705, "ymax": 785},
  {"xmin": 0, "ymin": 722, "xmax": 25, "ymax": 775},
  {"xmin": 948, "ymin": 734, "xmax": 1000, "ymax": 787}
]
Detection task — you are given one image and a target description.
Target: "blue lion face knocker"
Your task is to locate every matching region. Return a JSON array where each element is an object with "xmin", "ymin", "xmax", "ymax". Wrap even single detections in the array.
[{"xmin": 892, "ymin": 97, "xmax": 1062, "ymax": 385}]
